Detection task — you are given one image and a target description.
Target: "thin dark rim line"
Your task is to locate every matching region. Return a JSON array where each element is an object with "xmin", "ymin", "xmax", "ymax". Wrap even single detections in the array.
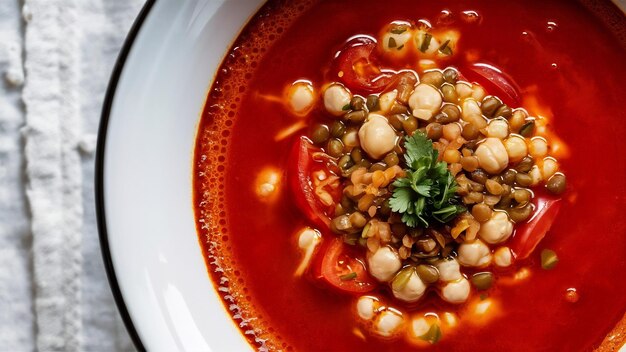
[{"xmin": 95, "ymin": 1, "xmax": 156, "ymax": 351}]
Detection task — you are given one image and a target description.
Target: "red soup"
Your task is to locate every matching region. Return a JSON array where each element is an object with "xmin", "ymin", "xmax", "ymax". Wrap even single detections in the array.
[{"xmin": 194, "ymin": 0, "xmax": 626, "ymax": 350}]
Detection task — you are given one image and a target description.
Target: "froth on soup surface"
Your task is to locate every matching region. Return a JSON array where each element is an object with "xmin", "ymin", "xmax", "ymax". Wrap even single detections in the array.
[{"xmin": 193, "ymin": 0, "xmax": 626, "ymax": 350}]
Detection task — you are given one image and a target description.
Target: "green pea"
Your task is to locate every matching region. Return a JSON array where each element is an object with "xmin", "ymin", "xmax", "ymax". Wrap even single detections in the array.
[{"xmin": 311, "ymin": 124, "xmax": 330, "ymax": 145}]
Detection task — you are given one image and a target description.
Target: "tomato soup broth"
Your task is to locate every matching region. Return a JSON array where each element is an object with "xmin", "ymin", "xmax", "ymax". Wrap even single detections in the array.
[{"xmin": 194, "ymin": 0, "xmax": 626, "ymax": 350}]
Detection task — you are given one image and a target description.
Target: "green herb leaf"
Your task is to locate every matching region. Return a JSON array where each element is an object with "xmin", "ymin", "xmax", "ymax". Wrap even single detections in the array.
[
  {"xmin": 340, "ymin": 272, "xmax": 357, "ymax": 281},
  {"xmin": 419, "ymin": 323, "xmax": 442, "ymax": 344},
  {"xmin": 390, "ymin": 26, "xmax": 407, "ymax": 35},
  {"xmin": 439, "ymin": 40, "xmax": 453, "ymax": 56},
  {"xmin": 342, "ymin": 103, "xmax": 351, "ymax": 111},
  {"xmin": 420, "ymin": 33, "xmax": 433, "ymax": 53},
  {"xmin": 390, "ymin": 132, "xmax": 464, "ymax": 228}
]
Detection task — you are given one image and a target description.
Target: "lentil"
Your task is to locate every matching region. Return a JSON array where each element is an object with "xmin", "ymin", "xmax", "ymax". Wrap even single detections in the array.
[
  {"xmin": 515, "ymin": 172, "xmax": 533, "ymax": 187},
  {"xmin": 546, "ymin": 174, "xmax": 567, "ymax": 195},
  {"xmin": 330, "ymin": 120, "xmax": 346, "ymax": 138},
  {"xmin": 472, "ymin": 203, "xmax": 493, "ymax": 222},
  {"xmin": 426, "ymin": 123, "xmax": 443, "ymax": 140},
  {"xmin": 327, "ymin": 138, "xmax": 345, "ymax": 157},
  {"xmin": 311, "ymin": 124, "xmax": 330, "ymax": 144},
  {"xmin": 366, "ymin": 95, "xmax": 380, "ymax": 111},
  {"xmin": 421, "ymin": 70, "xmax": 445, "ymax": 88},
  {"xmin": 443, "ymin": 67, "xmax": 458, "ymax": 83},
  {"xmin": 481, "ymin": 96, "xmax": 501, "ymax": 117},
  {"xmin": 441, "ymin": 83, "xmax": 459, "ymax": 103}
]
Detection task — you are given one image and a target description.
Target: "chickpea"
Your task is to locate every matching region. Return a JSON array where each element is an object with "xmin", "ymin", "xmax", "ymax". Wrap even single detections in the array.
[
  {"xmin": 286, "ymin": 81, "xmax": 315, "ymax": 115},
  {"xmin": 441, "ymin": 278, "xmax": 471, "ymax": 304},
  {"xmin": 461, "ymin": 98, "xmax": 481, "ymax": 119},
  {"xmin": 324, "ymin": 84, "xmax": 352, "ymax": 116},
  {"xmin": 471, "ymin": 84, "xmax": 487, "ymax": 101},
  {"xmin": 435, "ymin": 258, "xmax": 462, "ymax": 282},
  {"xmin": 486, "ymin": 118, "xmax": 510, "ymax": 139},
  {"xmin": 375, "ymin": 310, "xmax": 405, "ymax": 337},
  {"xmin": 458, "ymin": 239, "xmax": 492, "ymax": 267},
  {"xmin": 494, "ymin": 247, "xmax": 513, "ymax": 267},
  {"xmin": 456, "ymin": 82, "xmax": 473, "ymax": 99},
  {"xmin": 409, "ymin": 84, "xmax": 443, "ymax": 121},
  {"xmin": 367, "ymin": 246, "xmax": 402, "ymax": 282},
  {"xmin": 358, "ymin": 114, "xmax": 397, "ymax": 160},
  {"xmin": 504, "ymin": 135, "xmax": 528, "ymax": 162},
  {"xmin": 415, "ymin": 30, "xmax": 440, "ymax": 54},
  {"xmin": 478, "ymin": 211, "xmax": 513, "ymax": 244},
  {"xmin": 529, "ymin": 165, "xmax": 543, "ymax": 186},
  {"xmin": 529, "ymin": 137, "xmax": 548, "ymax": 158},
  {"xmin": 461, "ymin": 99, "xmax": 487, "ymax": 129},
  {"xmin": 541, "ymin": 157, "xmax": 559, "ymax": 179},
  {"xmin": 356, "ymin": 296, "xmax": 379, "ymax": 320},
  {"xmin": 392, "ymin": 270, "xmax": 427, "ymax": 303},
  {"xmin": 378, "ymin": 90, "xmax": 398, "ymax": 114},
  {"xmin": 381, "ymin": 24, "xmax": 413, "ymax": 54},
  {"xmin": 509, "ymin": 109, "xmax": 528, "ymax": 132},
  {"xmin": 475, "ymin": 138, "xmax": 509, "ymax": 174}
]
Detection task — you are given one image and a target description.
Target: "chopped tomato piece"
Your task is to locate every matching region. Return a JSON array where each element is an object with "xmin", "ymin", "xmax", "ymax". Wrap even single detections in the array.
[
  {"xmin": 464, "ymin": 62, "xmax": 521, "ymax": 107},
  {"xmin": 289, "ymin": 137, "xmax": 342, "ymax": 229},
  {"xmin": 317, "ymin": 238, "xmax": 376, "ymax": 294},
  {"xmin": 332, "ymin": 36, "xmax": 396, "ymax": 94},
  {"xmin": 510, "ymin": 196, "xmax": 562, "ymax": 260}
]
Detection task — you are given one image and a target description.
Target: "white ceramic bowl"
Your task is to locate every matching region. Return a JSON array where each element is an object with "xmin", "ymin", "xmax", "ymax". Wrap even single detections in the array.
[
  {"xmin": 97, "ymin": 1, "xmax": 626, "ymax": 351},
  {"xmin": 97, "ymin": 0, "xmax": 264, "ymax": 350}
]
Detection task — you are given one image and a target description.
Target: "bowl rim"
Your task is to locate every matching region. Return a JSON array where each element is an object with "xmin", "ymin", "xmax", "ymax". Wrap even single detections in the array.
[
  {"xmin": 95, "ymin": 2, "xmax": 625, "ymax": 351},
  {"xmin": 95, "ymin": 1, "xmax": 155, "ymax": 350}
]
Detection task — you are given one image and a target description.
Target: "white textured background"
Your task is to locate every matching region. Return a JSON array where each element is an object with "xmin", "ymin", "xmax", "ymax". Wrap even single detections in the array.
[{"xmin": 0, "ymin": 0, "xmax": 144, "ymax": 351}]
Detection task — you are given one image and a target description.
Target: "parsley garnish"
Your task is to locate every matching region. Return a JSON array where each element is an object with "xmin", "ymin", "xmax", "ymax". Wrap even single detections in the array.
[{"xmin": 389, "ymin": 132, "xmax": 465, "ymax": 228}]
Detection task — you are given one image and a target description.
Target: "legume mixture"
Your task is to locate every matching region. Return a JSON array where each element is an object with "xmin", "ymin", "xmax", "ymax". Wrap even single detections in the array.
[{"xmin": 282, "ymin": 20, "xmax": 567, "ymax": 343}]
